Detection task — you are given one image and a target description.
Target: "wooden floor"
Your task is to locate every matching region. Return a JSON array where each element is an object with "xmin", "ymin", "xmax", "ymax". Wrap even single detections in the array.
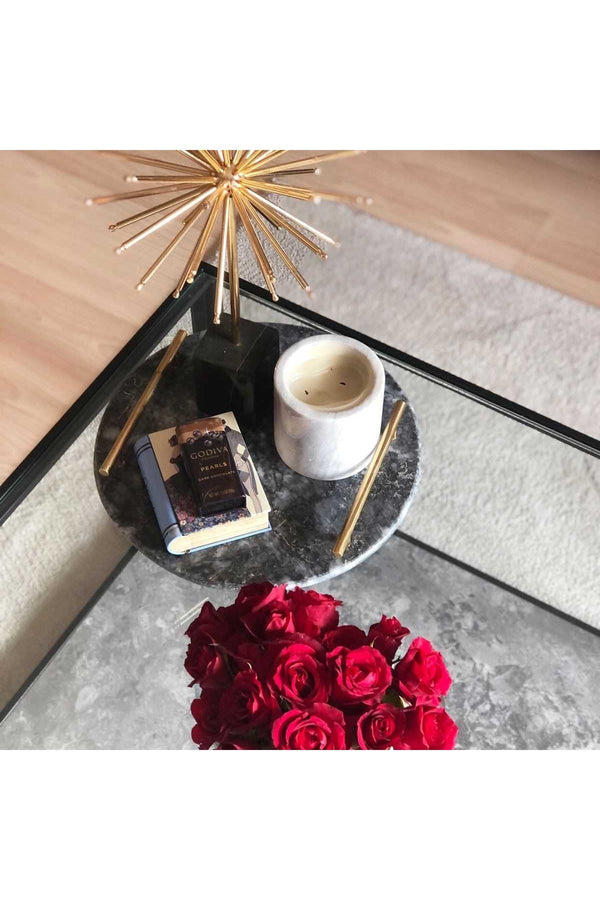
[{"xmin": 1, "ymin": 150, "xmax": 599, "ymax": 482}]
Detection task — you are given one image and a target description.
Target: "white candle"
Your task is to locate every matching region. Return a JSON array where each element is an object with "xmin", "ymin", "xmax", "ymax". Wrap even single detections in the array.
[{"xmin": 274, "ymin": 335, "xmax": 385, "ymax": 480}]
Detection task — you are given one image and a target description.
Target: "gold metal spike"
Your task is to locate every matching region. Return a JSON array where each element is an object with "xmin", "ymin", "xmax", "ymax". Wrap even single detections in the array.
[
  {"xmin": 185, "ymin": 190, "xmax": 226, "ymax": 284},
  {"xmin": 136, "ymin": 202, "xmax": 208, "ymax": 290},
  {"xmin": 91, "ymin": 150, "xmax": 366, "ymax": 343},
  {"xmin": 86, "ymin": 183, "xmax": 194, "ymax": 205},
  {"xmin": 239, "ymin": 192, "xmax": 311, "ymax": 295},
  {"xmin": 109, "ymin": 187, "xmax": 205, "ymax": 232},
  {"xmin": 233, "ymin": 191, "xmax": 278, "ymax": 302},
  {"xmin": 100, "ymin": 151, "xmax": 202, "ymax": 175},
  {"xmin": 213, "ymin": 197, "xmax": 230, "ymax": 324},
  {"xmin": 227, "ymin": 195, "xmax": 240, "ymax": 344}
]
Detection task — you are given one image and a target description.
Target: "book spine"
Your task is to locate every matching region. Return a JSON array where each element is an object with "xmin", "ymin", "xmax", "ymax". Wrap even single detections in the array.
[{"xmin": 134, "ymin": 436, "xmax": 183, "ymax": 554}]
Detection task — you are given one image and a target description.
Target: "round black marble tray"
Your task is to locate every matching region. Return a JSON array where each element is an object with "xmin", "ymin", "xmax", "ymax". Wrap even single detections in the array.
[{"xmin": 94, "ymin": 325, "xmax": 421, "ymax": 589}]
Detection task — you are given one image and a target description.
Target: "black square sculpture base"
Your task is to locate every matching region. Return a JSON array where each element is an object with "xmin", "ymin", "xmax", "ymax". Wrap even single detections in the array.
[{"xmin": 193, "ymin": 314, "xmax": 280, "ymax": 427}]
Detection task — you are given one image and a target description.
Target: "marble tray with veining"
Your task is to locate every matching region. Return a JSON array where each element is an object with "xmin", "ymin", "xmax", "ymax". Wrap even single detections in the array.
[{"xmin": 95, "ymin": 324, "xmax": 421, "ymax": 588}]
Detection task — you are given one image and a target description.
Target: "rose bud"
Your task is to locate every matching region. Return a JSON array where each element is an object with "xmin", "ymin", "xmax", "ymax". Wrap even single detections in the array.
[
  {"xmin": 287, "ymin": 587, "xmax": 341, "ymax": 638},
  {"xmin": 404, "ymin": 705, "xmax": 458, "ymax": 750},
  {"xmin": 394, "ymin": 637, "xmax": 452, "ymax": 706},
  {"xmin": 356, "ymin": 703, "xmax": 409, "ymax": 750},
  {"xmin": 322, "ymin": 624, "xmax": 369, "ymax": 652},
  {"xmin": 327, "ymin": 645, "xmax": 392, "ymax": 707},
  {"xmin": 235, "ymin": 582, "xmax": 294, "ymax": 640},
  {"xmin": 268, "ymin": 642, "xmax": 330, "ymax": 708},
  {"xmin": 367, "ymin": 615, "xmax": 410, "ymax": 663},
  {"xmin": 272, "ymin": 703, "xmax": 347, "ymax": 749},
  {"xmin": 218, "ymin": 670, "xmax": 279, "ymax": 734},
  {"xmin": 190, "ymin": 691, "xmax": 225, "ymax": 749}
]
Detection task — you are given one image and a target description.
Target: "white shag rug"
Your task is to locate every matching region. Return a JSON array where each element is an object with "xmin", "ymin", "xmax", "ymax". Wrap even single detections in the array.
[{"xmin": 2, "ymin": 203, "xmax": 599, "ymax": 709}]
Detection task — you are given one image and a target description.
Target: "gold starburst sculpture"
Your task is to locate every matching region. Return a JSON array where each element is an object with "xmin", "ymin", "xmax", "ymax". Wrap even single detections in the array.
[{"xmin": 88, "ymin": 150, "xmax": 370, "ymax": 341}]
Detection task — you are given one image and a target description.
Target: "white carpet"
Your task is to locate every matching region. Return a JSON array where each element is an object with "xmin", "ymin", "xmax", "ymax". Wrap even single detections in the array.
[
  {"xmin": 280, "ymin": 200, "xmax": 600, "ymax": 440},
  {"xmin": 2, "ymin": 204, "xmax": 599, "ymax": 709}
]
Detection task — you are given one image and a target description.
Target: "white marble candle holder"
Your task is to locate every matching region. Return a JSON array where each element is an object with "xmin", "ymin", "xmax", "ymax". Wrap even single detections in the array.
[{"xmin": 273, "ymin": 334, "xmax": 385, "ymax": 480}]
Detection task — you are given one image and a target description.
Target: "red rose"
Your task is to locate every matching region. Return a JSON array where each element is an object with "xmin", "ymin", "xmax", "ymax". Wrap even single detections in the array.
[
  {"xmin": 218, "ymin": 670, "xmax": 279, "ymax": 733},
  {"xmin": 322, "ymin": 625, "xmax": 369, "ymax": 651},
  {"xmin": 269, "ymin": 642, "xmax": 329, "ymax": 708},
  {"xmin": 272, "ymin": 703, "xmax": 346, "ymax": 749},
  {"xmin": 356, "ymin": 703, "xmax": 409, "ymax": 750},
  {"xmin": 394, "ymin": 637, "xmax": 452, "ymax": 705},
  {"xmin": 287, "ymin": 587, "xmax": 341, "ymax": 638},
  {"xmin": 184, "ymin": 642, "xmax": 230, "ymax": 689},
  {"xmin": 327, "ymin": 645, "xmax": 392, "ymax": 706},
  {"xmin": 190, "ymin": 691, "xmax": 225, "ymax": 749},
  {"xmin": 235, "ymin": 582, "xmax": 293, "ymax": 640},
  {"xmin": 404, "ymin": 705, "xmax": 458, "ymax": 750},
  {"xmin": 367, "ymin": 615, "xmax": 410, "ymax": 663},
  {"xmin": 185, "ymin": 600, "xmax": 236, "ymax": 645},
  {"xmin": 234, "ymin": 631, "xmax": 324, "ymax": 679}
]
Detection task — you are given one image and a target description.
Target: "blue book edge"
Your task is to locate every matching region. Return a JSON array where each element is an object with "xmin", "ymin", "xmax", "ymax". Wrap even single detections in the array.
[{"xmin": 134, "ymin": 435, "xmax": 183, "ymax": 553}]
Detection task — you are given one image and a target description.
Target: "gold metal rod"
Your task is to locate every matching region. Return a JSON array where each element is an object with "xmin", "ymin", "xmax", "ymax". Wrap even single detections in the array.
[
  {"xmin": 98, "ymin": 330, "xmax": 188, "ymax": 477},
  {"xmin": 242, "ymin": 150, "xmax": 286, "ymax": 173},
  {"xmin": 109, "ymin": 187, "xmax": 203, "ymax": 231},
  {"xmin": 249, "ymin": 149, "xmax": 283, "ymax": 166},
  {"xmin": 252, "ymin": 150, "xmax": 363, "ymax": 176},
  {"xmin": 127, "ymin": 174, "xmax": 216, "ymax": 184},
  {"xmin": 245, "ymin": 192, "xmax": 328, "ymax": 258},
  {"xmin": 176, "ymin": 150, "xmax": 214, "ymax": 172},
  {"xmin": 86, "ymin": 184, "xmax": 192, "ymax": 205},
  {"xmin": 240, "ymin": 150, "xmax": 267, "ymax": 169},
  {"xmin": 332, "ymin": 401, "xmax": 407, "ymax": 558},
  {"xmin": 184, "ymin": 189, "xmax": 226, "ymax": 282},
  {"xmin": 245, "ymin": 188, "xmax": 338, "ymax": 247},
  {"xmin": 255, "ymin": 205, "xmax": 281, "ymax": 230},
  {"xmin": 136, "ymin": 203, "xmax": 207, "ymax": 289},
  {"xmin": 213, "ymin": 197, "xmax": 230, "ymax": 324},
  {"xmin": 227, "ymin": 195, "xmax": 240, "ymax": 343},
  {"xmin": 173, "ymin": 264, "xmax": 193, "ymax": 300},
  {"xmin": 240, "ymin": 192, "xmax": 309, "ymax": 294},
  {"xmin": 100, "ymin": 152, "xmax": 203, "ymax": 175},
  {"xmin": 234, "ymin": 192, "xmax": 277, "ymax": 285},
  {"xmin": 222, "ymin": 150, "xmax": 231, "ymax": 166},
  {"xmin": 257, "ymin": 167, "xmax": 319, "ymax": 178},
  {"xmin": 237, "ymin": 150, "xmax": 254, "ymax": 169},
  {"xmin": 116, "ymin": 186, "xmax": 216, "ymax": 253},
  {"xmin": 233, "ymin": 192, "xmax": 278, "ymax": 300},
  {"xmin": 244, "ymin": 197, "xmax": 282, "ymax": 230},
  {"xmin": 181, "ymin": 199, "xmax": 211, "ymax": 226},
  {"xmin": 232, "ymin": 149, "xmax": 246, "ymax": 166},
  {"xmin": 188, "ymin": 150, "xmax": 223, "ymax": 172},
  {"xmin": 241, "ymin": 179, "xmax": 314, "ymax": 201},
  {"xmin": 312, "ymin": 191, "xmax": 373, "ymax": 206}
]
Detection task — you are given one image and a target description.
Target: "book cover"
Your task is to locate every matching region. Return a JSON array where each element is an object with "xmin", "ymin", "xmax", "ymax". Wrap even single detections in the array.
[{"xmin": 134, "ymin": 412, "xmax": 270, "ymax": 555}]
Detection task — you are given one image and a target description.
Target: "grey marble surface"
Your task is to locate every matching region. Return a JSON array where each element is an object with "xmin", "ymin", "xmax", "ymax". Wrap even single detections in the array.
[
  {"xmin": 95, "ymin": 324, "xmax": 421, "ymax": 589},
  {"xmin": 2, "ymin": 536, "xmax": 599, "ymax": 749}
]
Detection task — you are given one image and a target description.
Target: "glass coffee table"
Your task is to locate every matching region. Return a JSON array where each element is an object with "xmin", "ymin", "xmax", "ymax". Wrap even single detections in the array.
[{"xmin": 2, "ymin": 265, "xmax": 599, "ymax": 749}]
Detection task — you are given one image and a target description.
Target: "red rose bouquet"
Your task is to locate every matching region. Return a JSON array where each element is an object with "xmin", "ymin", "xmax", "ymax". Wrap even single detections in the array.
[{"xmin": 185, "ymin": 582, "xmax": 458, "ymax": 750}]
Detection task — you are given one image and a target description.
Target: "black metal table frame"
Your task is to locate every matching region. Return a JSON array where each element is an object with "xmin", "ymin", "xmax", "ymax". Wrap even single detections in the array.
[
  {"xmin": 3, "ymin": 263, "xmax": 600, "ymax": 528},
  {"xmin": 3, "ymin": 265, "xmax": 600, "ymax": 722}
]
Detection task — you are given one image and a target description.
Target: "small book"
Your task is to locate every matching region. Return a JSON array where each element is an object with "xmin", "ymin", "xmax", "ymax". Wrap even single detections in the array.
[{"xmin": 134, "ymin": 411, "xmax": 270, "ymax": 555}]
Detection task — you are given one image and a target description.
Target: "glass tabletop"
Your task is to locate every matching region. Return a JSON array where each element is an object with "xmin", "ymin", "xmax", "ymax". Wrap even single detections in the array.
[
  {"xmin": 233, "ymin": 275, "xmax": 600, "ymax": 624},
  {"xmin": 1, "ymin": 266, "xmax": 599, "ymax": 744}
]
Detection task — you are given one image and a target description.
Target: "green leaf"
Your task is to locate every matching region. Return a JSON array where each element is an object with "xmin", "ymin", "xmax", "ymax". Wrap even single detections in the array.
[{"xmin": 382, "ymin": 689, "xmax": 411, "ymax": 709}]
